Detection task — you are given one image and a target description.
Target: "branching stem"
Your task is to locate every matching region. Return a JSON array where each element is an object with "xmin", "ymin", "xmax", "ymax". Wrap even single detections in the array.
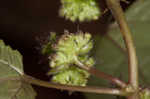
[
  {"xmin": 75, "ymin": 58, "xmax": 127, "ymax": 88},
  {"xmin": 106, "ymin": 0, "xmax": 138, "ymax": 90},
  {"xmin": 106, "ymin": 0, "xmax": 139, "ymax": 99},
  {"xmin": 22, "ymin": 74, "xmax": 127, "ymax": 96}
]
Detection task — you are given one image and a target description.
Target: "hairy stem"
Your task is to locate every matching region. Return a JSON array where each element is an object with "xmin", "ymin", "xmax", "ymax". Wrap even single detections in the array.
[
  {"xmin": 106, "ymin": 0, "xmax": 138, "ymax": 90},
  {"xmin": 22, "ymin": 74, "xmax": 127, "ymax": 96},
  {"xmin": 75, "ymin": 59, "xmax": 127, "ymax": 88},
  {"xmin": 106, "ymin": 0, "xmax": 139, "ymax": 99}
]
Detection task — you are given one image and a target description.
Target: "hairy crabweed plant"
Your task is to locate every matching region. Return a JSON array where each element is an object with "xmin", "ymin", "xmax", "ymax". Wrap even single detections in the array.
[
  {"xmin": 43, "ymin": 31, "xmax": 94, "ymax": 86},
  {"xmin": 1, "ymin": 0, "xmax": 150, "ymax": 99}
]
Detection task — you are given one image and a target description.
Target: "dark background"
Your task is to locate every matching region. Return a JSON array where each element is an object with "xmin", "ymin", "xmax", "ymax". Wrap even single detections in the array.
[{"xmin": 0, "ymin": 0, "xmax": 135, "ymax": 99}]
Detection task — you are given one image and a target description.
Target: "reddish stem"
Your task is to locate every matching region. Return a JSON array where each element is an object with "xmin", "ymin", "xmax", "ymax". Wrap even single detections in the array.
[
  {"xmin": 106, "ymin": 0, "xmax": 138, "ymax": 90},
  {"xmin": 75, "ymin": 59, "xmax": 127, "ymax": 88},
  {"xmin": 22, "ymin": 74, "xmax": 127, "ymax": 96}
]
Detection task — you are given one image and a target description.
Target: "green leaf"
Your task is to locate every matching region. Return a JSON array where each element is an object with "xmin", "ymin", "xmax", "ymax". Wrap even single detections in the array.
[
  {"xmin": 85, "ymin": 0, "xmax": 150, "ymax": 99},
  {"xmin": 126, "ymin": 0, "xmax": 150, "ymax": 22},
  {"xmin": 108, "ymin": 22, "xmax": 150, "ymax": 85},
  {"xmin": 85, "ymin": 34, "xmax": 127, "ymax": 99},
  {"xmin": 0, "ymin": 40, "xmax": 36, "ymax": 99}
]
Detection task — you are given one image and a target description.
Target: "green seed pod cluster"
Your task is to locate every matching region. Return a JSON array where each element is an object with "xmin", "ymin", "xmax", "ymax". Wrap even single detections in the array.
[
  {"xmin": 52, "ymin": 66, "xmax": 89, "ymax": 86},
  {"xmin": 140, "ymin": 89, "xmax": 150, "ymax": 99},
  {"xmin": 59, "ymin": 0, "xmax": 100, "ymax": 22},
  {"xmin": 46, "ymin": 31, "xmax": 94, "ymax": 86}
]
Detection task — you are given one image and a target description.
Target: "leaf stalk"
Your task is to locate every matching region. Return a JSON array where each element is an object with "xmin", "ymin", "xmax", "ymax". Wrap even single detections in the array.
[
  {"xmin": 22, "ymin": 74, "xmax": 128, "ymax": 96},
  {"xmin": 106, "ymin": 0, "xmax": 139, "ymax": 98},
  {"xmin": 75, "ymin": 58, "xmax": 127, "ymax": 88}
]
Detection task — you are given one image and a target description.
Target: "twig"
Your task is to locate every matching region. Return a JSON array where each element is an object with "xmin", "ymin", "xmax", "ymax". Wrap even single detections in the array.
[
  {"xmin": 106, "ymin": 0, "xmax": 139, "ymax": 99},
  {"xmin": 106, "ymin": 0, "xmax": 138, "ymax": 90},
  {"xmin": 89, "ymin": 67, "xmax": 127, "ymax": 88},
  {"xmin": 0, "ymin": 75, "xmax": 129, "ymax": 96},
  {"xmin": 22, "ymin": 74, "xmax": 127, "ymax": 96},
  {"xmin": 75, "ymin": 58, "xmax": 127, "ymax": 88}
]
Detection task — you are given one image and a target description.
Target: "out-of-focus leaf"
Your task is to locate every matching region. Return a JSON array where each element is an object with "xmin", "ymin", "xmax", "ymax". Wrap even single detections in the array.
[
  {"xmin": 108, "ymin": 22, "xmax": 150, "ymax": 85},
  {"xmin": 85, "ymin": 0, "xmax": 150, "ymax": 99},
  {"xmin": 85, "ymin": 33, "xmax": 127, "ymax": 99},
  {"xmin": 126, "ymin": 0, "xmax": 150, "ymax": 22},
  {"xmin": 0, "ymin": 40, "xmax": 36, "ymax": 99}
]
